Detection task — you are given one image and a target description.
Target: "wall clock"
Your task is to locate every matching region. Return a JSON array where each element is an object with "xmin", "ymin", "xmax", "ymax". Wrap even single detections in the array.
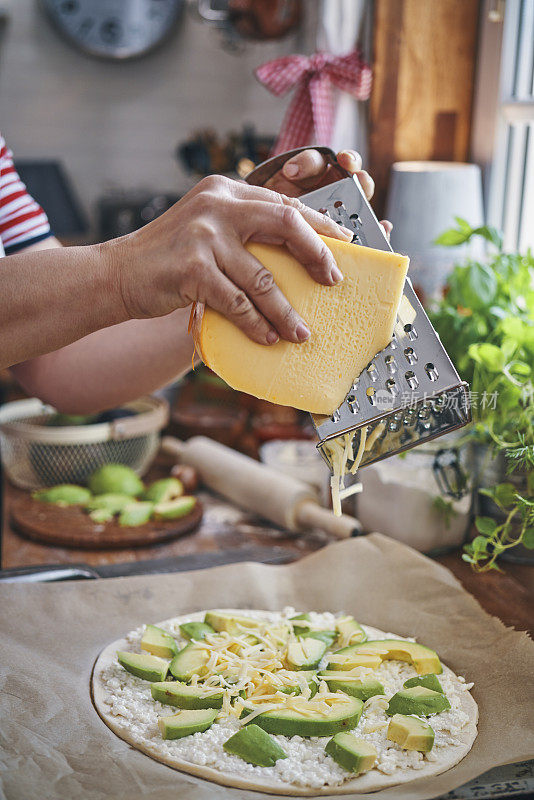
[{"xmin": 40, "ymin": 0, "xmax": 185, "ymax": 60}]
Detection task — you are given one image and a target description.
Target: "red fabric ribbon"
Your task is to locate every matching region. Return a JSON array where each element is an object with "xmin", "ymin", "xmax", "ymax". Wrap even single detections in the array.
[{"xmin": 255, "ymin": 50, "xmax": 372, "ymax": 155}]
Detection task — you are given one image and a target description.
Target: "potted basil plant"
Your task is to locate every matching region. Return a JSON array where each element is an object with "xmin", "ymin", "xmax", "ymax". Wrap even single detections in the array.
[{"xmin": 429, "ymin": 218, "xmax": 533, "ymax": 571}]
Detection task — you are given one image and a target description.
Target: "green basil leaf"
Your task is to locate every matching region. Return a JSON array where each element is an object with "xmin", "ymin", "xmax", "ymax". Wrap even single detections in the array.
[
  {"xmin": 466, "ymin": 263, "xmax": 498, "ymax": 307},
  {"xmin": 494, "ymin": 483, "xmax": 518, "ymax": 507},
  {"xmin": 472, "ymin": 225, "xmax": 504, "ymax": 250},
  {"xmin": 475, "ymin": 516, "xmax": 497, "ymax": 535},
  {"xmin": 434, "ymin": 229, "xmax": 471, "ymax": 246},
  {"xmin": 471, "ymin": 535, "xmax": 489, "ymax": 554},
  {"xmin": 522, "ymin": 527, "xmax": 534, "ymax": 549},
  {"xmin": 469, "ymin": 343, "xmax": 505, "ymax": 372}
]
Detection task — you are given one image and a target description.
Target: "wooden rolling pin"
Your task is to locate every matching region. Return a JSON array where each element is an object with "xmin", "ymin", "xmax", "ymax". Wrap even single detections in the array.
[{"xmin": 161, "ymin": 436, "xmax": 361, "ymax": 539}]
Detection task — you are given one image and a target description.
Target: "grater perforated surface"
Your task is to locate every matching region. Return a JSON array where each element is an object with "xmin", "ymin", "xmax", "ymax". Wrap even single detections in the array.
[{"xmin": 299, "ymin": 175, "xmax": 471, "ymax": 472}]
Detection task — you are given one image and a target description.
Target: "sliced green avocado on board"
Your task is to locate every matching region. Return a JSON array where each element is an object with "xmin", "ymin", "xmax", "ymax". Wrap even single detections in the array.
[
  {"xmin": 118, "ymin": 502, "xmax": 153, "ymax": 527},
  {"xmin": 403, "ymin": 673, "xmax": 444, "ymax": 693},
  {"xmin": 329, "ymin": 639, "xmax": 442, "ymax": 675},
  {"xmin": 158, "ymin": 708, "xmax": 218, "ymax": 740},
  {"xmin": 151, "ymin": 681, "xmax": 223, "ymax": 709},
  {"xmin": 32, "ymin": 485, "xmax": 91, "ymax": 506},
  {"xmin": 325, "ymin": 733, "xmax": 377, "ymax": 774},
  {"xmin": 246, "ymin": 696, "xmax": 363, "ymax": 737},
  {"xmin": 153, "ymin": 496, "xmax": 196, "ymax": 520},
  {"xmin": 387, "ymin": 714, "xmax": 435, "ymax": 752},
  {"xmin": 179, "ymin": 621, "xmax": 215, "ymax": 641},
  {"xmin": 286, "ymin": 637, "xmax": 327, "ymax": 670},
  {"xmin": 169, "ymin": 643, "xmax": 210, "ymax": 681},
  {"xmin": 386, "ymin": 686, "xmax": 450, "ymax": 716},
  {"xmin": 141, "ymin": 625, "xmax": 178, "ymax": 658},
  {"xmin": 144, "ymin": 477, "xmax": 183, "ymax": 504},
  {"xmin": 117, "ymin": 651, "xmax": 169, "ymax": 682},
  {"xmin": 318, "ymin": 674, "xmax": 385, "ymax": 702},
  {"xmin": 223, "ymin": 724, "xmax": 287, "ymax": 767}
]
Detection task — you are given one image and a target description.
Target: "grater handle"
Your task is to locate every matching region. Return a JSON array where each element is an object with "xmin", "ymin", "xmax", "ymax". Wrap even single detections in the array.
[{"xmin": 245, "ymin": 146, "xmax": 349, "ymax": 187}]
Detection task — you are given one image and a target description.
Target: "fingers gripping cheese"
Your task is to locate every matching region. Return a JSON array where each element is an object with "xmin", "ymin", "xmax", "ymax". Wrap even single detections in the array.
[{"xmin": 192, "ymin": 236, "xmax": 409, "ymax": 416}]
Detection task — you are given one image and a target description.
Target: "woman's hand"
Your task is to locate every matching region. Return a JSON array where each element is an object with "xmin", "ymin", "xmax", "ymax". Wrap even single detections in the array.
[
  {"xmin": 109, "ymin": 175, "xmax": 353, "ymax": 346},
  {"xmin": 264, "ymin": 149, "xmax": 392, "ymax": 239}
]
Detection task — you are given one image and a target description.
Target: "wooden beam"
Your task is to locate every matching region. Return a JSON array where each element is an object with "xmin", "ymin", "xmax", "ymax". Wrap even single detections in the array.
[{"xmin": 369, "ymin": 0, "xmax": 480, "ymax": 216}]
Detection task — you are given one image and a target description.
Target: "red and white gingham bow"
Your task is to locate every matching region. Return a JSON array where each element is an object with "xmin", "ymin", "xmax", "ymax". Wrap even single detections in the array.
[{"xmin": 255, "ymin": 50, "xmax": 372, "ymax": 156}]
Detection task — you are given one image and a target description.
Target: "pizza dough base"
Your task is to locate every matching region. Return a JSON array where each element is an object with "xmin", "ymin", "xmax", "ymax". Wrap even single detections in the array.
[{"xmin": 92, "ymin": 610, "xmax": 478, "ymax": 796}]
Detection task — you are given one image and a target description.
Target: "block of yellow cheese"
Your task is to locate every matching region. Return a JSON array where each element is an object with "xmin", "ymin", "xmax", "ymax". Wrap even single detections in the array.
[{"xmin": 194, "ymin": 235, "xmax": 409, "ymax": 415}]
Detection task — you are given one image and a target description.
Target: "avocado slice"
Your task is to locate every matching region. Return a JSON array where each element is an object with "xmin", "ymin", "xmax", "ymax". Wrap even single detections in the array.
[
  {"xmin": 290, "ymin": 613, "xmax": 311, "ymax": 635},
  {"xmin": 273, "ymin": 671, "xmax": 317, "ymax": 698},
  {"xmin": 246, "ymin": 696, "xmax": 363, "ymax": 737},
  {"xmin": 387, "ymin": 714, "xmax": 435, "ymax": 752},
  {"xmin": 151, "ymin": 681, "xmax": 223, "ymax": 709},
  {"xmin": 318, "ymin": 674, "xmax": 385, "ymax": 702},
  {"xmin": 89, "ymin": 508, "xmax": 114, "ymax": 524},
  {"xmin": 85, "ymin": 493, "xmax": 133, "ymax": 514},
  {"xmin": 117, "ymin": 651, "xmax": 169, "ymax": 682},
  {"xmin": 141, "ymin": 625, "xmax": 178, "ymax": 658},
  {"xmin": 223, "ymin": 724, "xmax": 287, "ymax": 766},
  {"xmin": 89, "ymin": 464, "xmax": 144, "ymax": 497},
  {"xmin": 335, "ymin": 616, "xmax": 367, "ymax": 645},
  {"xmin": 329, "ymin": 639, "xmax": 442, "ymax": 676},
  {"xmin": 386, "ymin": 686, "xmax": 450, "ymax": 717},
  {"xmin": 404, "ymin": 674, "xmax": 444, "ymax": 693},
  {"xmin": 325, "ymin": 733, "xmax": 377, "ymax": 774},
  {"xmin": 153, "ymin": 496, "xmax": 196, "ymax": 521},
  {"xmin": 158, "ymin": 708, "xmax": 218, "ymax": 740},
  {"xmin": 326, "ymin": 651, "xmax": 382, "ymax": 671},
  {"xmin": 204, "ymin": 611, "xmax": 262, "ymax": 635},
  {"xmin": 303, "ymin": 630, "xmax": 338, "ymax": 646},
  {"xmin": 118, "ymin": 501, "xmax": 153, "ymax": 527},
  {"xmin": 287, "ymin": 637, "xmax": 328, "ymax": 670},
  {"xmin": 32, "ymin": 484, "xmax": 92, "ymax": 507},
  {"xmin": 144, "ymin": 477, "xmax": 183, "ymax": 504},
  {"xmin": 169, "ymin": 643, "xmax": 210, "ymax": 681},
  {"xmin": 179, "ymin": 621, "xmax": 215, "ymax": 641}
]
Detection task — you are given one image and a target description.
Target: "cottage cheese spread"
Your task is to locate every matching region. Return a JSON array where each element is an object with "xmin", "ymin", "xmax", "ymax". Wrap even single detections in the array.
[{"xmin": 93, "ymin": 608, "xmax": 477, "ymax": 794}]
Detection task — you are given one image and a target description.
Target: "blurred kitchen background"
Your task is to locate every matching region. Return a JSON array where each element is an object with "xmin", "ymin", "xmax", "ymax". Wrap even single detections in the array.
[{"xmin": 0, "ymin": 0, "xmax": 532, "ymax": 559}]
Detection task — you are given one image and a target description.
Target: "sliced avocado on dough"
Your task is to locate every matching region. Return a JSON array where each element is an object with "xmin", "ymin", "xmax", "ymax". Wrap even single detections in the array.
[
  {"xmin": 141, "ymin": 625, "xmax": 178, "ymax": 658},
  {"xmin": 153, "ymin": 496, "xmax": 196, "ymax": 521},
  {"xmin": 386, "ymin": 686, "xmax": 450, "ymax": 716},
  {"xmin": 223, "ymin": 724, "xmax": 287, "ymax": 767},
  {"xmin": 318, "ymin": 674, "xmax": 385, "ymax": 702},
  {"xmin": 204, "ymin": 610, "xmax": 262, "ymax": 635},
  {"xmin": 85, "ymin": 493, "xmax": 133, "ymax": 514},
  {"xmin": 387, "ymin": 714, "xmax": 435, "ymax": 752},
  {"xmin": 158, "ymin": 708, "xmax": 218, "ymax": 740},
  {"xmin": 32, "ymin": 484, "xmax": 92, "ymax": 507},
  {"xmin": 151, "ymin": 681, "xmax": 223, "ymax": 709},
  {"xmin": 179, "ymin": 621, "xmax": 215, "ymax": 641},
  {"xmin": 325, "ymin": 733, "xmax": 377, "ymax": 774},
  {"xmin": 247, "ymin": 696, "xmax": 363, "ymax": 737},
  {"xmin": 117, "ymin": 651, "xmax": 169, "ymax": 682},
  {"xmin": 326, "ymin": 650, "xmax": 382, "ymax": 671},
  {"xmin": 404, "ymin": 673, "xmax": 444, "ymax": 693},
  {"xmin": 329, "ymin": 639, "xmax": 442, "ymax": 675},
  {"xmin": 287, "ymin": 637, "xmax": 327, "ymax": 670},
  {"xmin": 144, "ymin": 477, "xmax": 183, "ymax": 503},
  {"xmin": 169, "ymin": 643, "xmax": 210, "ymax": 681},
  {"xmin": 118, "ymin": 501, "xmax": 153, "ymax": 527},
  {"xmin": 289, "ymin": 613, "xmax": 311, "ymax": 635},
  {"xmin": 335, "ymin": 616, "xmax": 367, "ymax": 645},
  {"xmin": 275, "ymin": 671, "xmax": 317, "ymax": 697},
  {"xmin": 303, "ymin": 630, "xmax": 338, "ymax": 646}
]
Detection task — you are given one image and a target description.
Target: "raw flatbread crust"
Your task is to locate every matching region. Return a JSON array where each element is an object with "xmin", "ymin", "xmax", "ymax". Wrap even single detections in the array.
[{"xmin": 92, "ymin": 610, "xmax": 478, "ymax": 796}]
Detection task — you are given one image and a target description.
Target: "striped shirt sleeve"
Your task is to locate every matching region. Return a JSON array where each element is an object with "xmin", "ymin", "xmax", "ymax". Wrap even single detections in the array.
[{"xmin": 0, "ymin": 134, "xmax": 52, "ymax": 254}]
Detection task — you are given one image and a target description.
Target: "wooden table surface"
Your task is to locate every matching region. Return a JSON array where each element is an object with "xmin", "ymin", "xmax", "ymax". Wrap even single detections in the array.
[{"xmin": 2, "ymin": 464, "xmax": 533, "ymax": 637}]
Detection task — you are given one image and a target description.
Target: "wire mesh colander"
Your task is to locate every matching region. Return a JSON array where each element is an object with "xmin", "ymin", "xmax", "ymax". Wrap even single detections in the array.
[{"xmin": 0, "ymin": 396, "xmax": 169, "ymax": 490}]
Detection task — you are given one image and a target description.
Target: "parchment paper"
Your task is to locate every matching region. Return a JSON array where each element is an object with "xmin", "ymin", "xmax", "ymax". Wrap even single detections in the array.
[{"xmin": 1, "ymin": 533, "xmax": 533, "ymax": 800}]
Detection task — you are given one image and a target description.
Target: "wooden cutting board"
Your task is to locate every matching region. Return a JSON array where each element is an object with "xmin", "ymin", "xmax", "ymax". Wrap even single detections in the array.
[{"xmin": 10, "ymin": 496, "xmax": 203, "ymax": 549}]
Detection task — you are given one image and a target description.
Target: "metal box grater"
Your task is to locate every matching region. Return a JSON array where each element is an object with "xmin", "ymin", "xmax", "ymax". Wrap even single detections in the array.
[{"xmin": 246, "ymin": 147, "xmax": 471, "ymax": 474}]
